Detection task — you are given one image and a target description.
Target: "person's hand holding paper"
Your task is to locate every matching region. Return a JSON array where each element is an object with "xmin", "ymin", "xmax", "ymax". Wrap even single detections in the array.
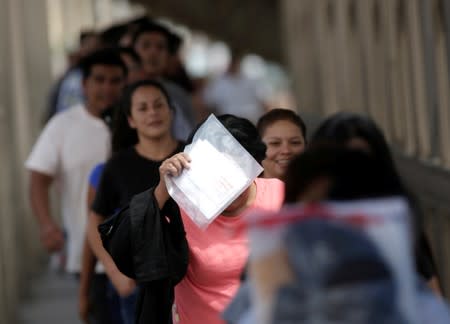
[{"xmin": 163, "ymin": 114, "xmax": 263, "ymax": 228}]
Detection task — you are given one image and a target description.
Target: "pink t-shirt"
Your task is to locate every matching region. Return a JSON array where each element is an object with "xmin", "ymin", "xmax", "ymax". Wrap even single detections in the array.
[{"xmin": 173, "ymin": 178, "xmax": 284, "ymax": 324}]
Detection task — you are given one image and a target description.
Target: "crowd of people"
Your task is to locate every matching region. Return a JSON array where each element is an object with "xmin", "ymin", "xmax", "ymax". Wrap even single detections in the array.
[{"xmin": 25, "ymin": 15, "xmax": 448, "ymax": 324}]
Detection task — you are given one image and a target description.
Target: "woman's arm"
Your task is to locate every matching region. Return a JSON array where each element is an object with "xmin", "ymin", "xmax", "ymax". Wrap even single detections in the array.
[
  {"xmin": 428, "ymin": 276, "xmax": 443, "ymax": 296},
  {"xmin": 78, "ymin": 184, "xmax": 97, "ymax": 322},
  {"xmin": 78, "ymin": 235, "xmax": 95, "ymax": 323},
  {"xmin": 415, "ymin": 231, "xmax": 442, "ymax": 296},
  {"xmin": 87, "ymin": 210, "xmax": 136, "ymax": 297},
  {"xmin": 154, "ymin": 152, "xmax": 191, "ymax": 209}
]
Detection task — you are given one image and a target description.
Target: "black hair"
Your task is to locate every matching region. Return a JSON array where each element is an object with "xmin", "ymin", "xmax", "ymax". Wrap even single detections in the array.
[
  {"xmin": 168, "ymin": 32, "xmax": 182, "ymax": 54},
  {"xmin": 121, "ymin": 79, "xmax": 173, "ymax": 116},
  {"xmin": 309, "ymin": 112, "xmax": 411, "ymax": 206},
  {"xmin": 128, "ymin": 15, "xmax": 152, "ymax": 26},
  {"xmin": 311, "ymin": 112, "xmax": 393, "ymax": 170},
  {"xmin": 284, "ymin": 144, "xmax": 405, "ymax": 203},
  {"xmin": 186, "ymin": 114, "xmax": 267, "ymax": 164},
  {"xmin": 79, "ymin": 30, "xmax": 97, "ymax": 45},
  {"xmin": 257, "ymin": 108, "xmax": 307, "ymax": 141},
  {"xmin": 307, "ymin": 114, "xmax": 408, "ymax": 201},
  {"xmin": 117, "ymin": 46, "xmax": 142, "ymax": 65},
  {"xmin": 99, "ymin": 24, "xmax": 128, "ymax": 47},
  {"xmin": 310, "ymin": 113, "xmax": 439, "ymax": 281},
  {"xmin": 131, "ymin": 21, "xmax": 181, "ymax": 55},
  {"xmin": 111, "ymin": 80, "xmax": 174, "ymax": 152},
  {"xmin": 80, "ymin": 48, "xmax": 128, "ymax": 80}
]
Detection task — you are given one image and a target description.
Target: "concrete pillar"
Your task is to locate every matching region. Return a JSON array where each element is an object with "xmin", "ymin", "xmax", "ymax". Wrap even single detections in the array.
[
  {"xmin": 383, "ymin": 0, "xmax": 406, "ymax": 147},
  {"xmin": 0, "ymin": 0, "xmax": 52, "ymax": 322},
  {"xmin": 10, "ymin": 0, "xmax": 53, "ymax": 281},
  {"xmin": 47, "ymin": 0, "xmax": 118, "ymax": 77},
  {"xmin": 420, "ymin": 0, "xmax": 441, "ymax": 162},
  {"xmin": 61, "ymin": 0, "xmax": 96, "ymax": 49},
  {"xmin": 346, "ymin": 0, "xmax": 366, "ymax": 114},
  {"xmin": 398, "ymin": 25, "xmax": 416, "ymax": 156},
  {"xmin": 0, "ymin": 2, "xmax": 21, "ymax": 321},
  {"xmin": 280, "ymin": 0, "xmax": 322, "ymax": 117},
  {"xmin": 93, "ymin": 0, "xmax": 114, "ymax": 27},
  {"xmin": 281, "ymin": 0, "xmax": 449, "ymax": 159},
  {"xmin": 384, "ymin": 0, "xmax": 416, "ymax": 155},
  {"xmin": 355, "ymin": 0, "xmax": 388, "ymax": 138},
  {"xmin": 316, "ymin": 0, "xmax": 340, "ymax": 116},
  {"xmin": 407, "ymin": 0, "xmax": 432, "ymax": 159},
  {"xmin": 373, "ymin": 2, "xmax": 391, "ymax": 140},
  {"xmin": 334, "ymin": 0, "xmax": 350, "ymax": 111},
  {"xmin": 435, "ymin": 0, "xmax": 450, "ymax": 167}
]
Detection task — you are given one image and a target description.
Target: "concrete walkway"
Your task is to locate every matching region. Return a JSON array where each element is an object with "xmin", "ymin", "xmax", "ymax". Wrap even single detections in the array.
[{"xmin": 18, "ymin": 269, "xmax": 81, "ymax": 324}]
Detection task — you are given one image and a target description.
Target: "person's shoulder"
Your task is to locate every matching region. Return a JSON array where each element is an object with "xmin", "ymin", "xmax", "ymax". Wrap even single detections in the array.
[
  {"xmin": 249, "ymin": 178, "xmax": 285, "ymax": 211},
  {"xmin": 89, "ymin": 163, "xmax": 105, "ymax": 187},
  {"xmin": 90, "ymin": 162, "xmax": 105, "ymax": 176},
  {"xmin": 98, "ymin": 150, "xmax": 129, "ymax": 181},
  {"xmin": 255, "ymin": 177, "xmax": 285, "ymax": 203},
  {"xmin": 107, "ymin": 147, "xmax": 135, "ymax": 166},
  {"xmin": 58, "ymin": 103, "xmax": 85, "ymax": 120},
  {"xmin": 256, "ymin": 177, "xmax": 284, "ymax": 188},
  {"xmin": 25, "ymin": 108, "xmax": 84, "ymax": 172},
  {"xmin": 61, "ymin": 67, "xmax": 82, "ymax": 83},
  {"xmin": 40, "ymin": 105, "xmax": 81, "ymax": 134}
]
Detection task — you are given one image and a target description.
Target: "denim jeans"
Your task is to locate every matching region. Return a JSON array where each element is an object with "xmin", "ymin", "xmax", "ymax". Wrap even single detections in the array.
[{"xmin": 106, "ymin": 279, "xmax": 139, "ymax": 324}]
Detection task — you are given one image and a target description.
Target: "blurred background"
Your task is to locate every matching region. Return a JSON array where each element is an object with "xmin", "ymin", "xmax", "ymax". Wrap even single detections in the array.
[{"xmin": 0, "ymin": 0, "xmax": 449, "ymax": 322}]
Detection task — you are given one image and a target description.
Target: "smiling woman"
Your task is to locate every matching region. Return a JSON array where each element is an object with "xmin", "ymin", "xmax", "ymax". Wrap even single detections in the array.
[
  {"xmin": 257, "ymin": 108, "xmax": 307, "ymax": 180},
  {"xmin": 86, "ymin": 79, "xmax": 184, "ymax": 324}
]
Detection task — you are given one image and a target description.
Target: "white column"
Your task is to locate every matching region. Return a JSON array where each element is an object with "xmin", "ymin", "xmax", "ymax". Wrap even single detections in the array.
[
  {"xmin": 0, "ymin": 0, "xmax": 52, "ymax": 322},
  {"xmin": 280, "ymin": 0, "xmax": 322, "ymax": 115},
  {"xmin": 407, "ymin": 0, "xmax": 431, "ymax": 159}
]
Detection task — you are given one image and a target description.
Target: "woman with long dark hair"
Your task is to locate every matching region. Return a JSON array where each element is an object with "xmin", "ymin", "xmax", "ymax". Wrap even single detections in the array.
[
  {"xmin": 308, "ymin": 112, "xmax": 441, "ymax": 294},
  {"xmin": 86, "ymin": 79, "xmax": 184, "ymax": 323}
]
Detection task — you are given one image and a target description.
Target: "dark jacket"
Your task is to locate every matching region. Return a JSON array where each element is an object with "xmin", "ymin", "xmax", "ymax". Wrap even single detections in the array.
[{"xmin": 99, "ymin": 187, "xmax": 189, "ymax": 324}]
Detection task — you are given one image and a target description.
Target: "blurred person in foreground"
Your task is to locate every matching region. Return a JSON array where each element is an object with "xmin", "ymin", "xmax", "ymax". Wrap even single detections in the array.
[
  {"xmin": 225, "ymin": 144, "xmax": 450, "ymax": 324},
  {"xmin": 310, "ymin": 112, "xmax": 442, "ymax": 294}
]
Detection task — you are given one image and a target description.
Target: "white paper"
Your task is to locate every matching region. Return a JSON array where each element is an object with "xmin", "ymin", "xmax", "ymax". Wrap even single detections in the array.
[
  {"xmin": 171, "ymin": 139, "xmax": 249, "ymax": 220},
  {"xmin": 165, "ymin": 114, "xmax": 263, "ymax": 229}
]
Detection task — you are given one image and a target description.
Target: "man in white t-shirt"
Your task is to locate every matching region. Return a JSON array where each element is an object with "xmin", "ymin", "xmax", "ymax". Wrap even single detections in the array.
[{"xmin": 26, "ymin": 49, "xmax": 127, "ymax": 322}]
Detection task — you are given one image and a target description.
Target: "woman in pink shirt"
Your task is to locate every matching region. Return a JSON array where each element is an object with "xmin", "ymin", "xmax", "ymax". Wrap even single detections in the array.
[{"xmin": 154, "ymin": 115, "xmax": 285, "ymax": 324}]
